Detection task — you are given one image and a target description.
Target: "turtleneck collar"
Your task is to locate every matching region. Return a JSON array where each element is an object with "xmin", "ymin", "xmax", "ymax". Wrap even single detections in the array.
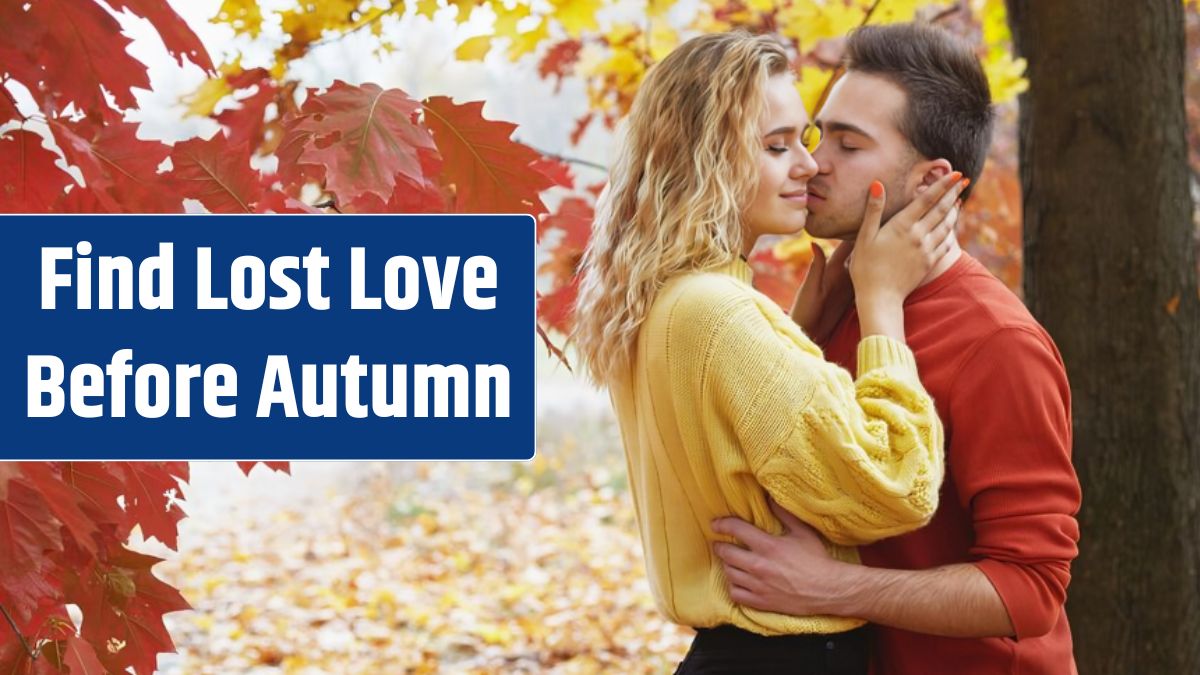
[{"xmin": 708, "ymin": 256, "xmax": 753, "ymax": 285}]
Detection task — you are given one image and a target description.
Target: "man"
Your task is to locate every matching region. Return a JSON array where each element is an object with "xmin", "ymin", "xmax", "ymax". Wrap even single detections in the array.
[{"xmin": 711, "ymin": 23, "xmax": 1082, "ymax": 674}]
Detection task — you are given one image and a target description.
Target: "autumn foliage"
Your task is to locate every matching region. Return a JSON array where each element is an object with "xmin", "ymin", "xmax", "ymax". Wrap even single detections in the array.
[{"xmin": 0, "ymin": 0, "xmax": 1072, "ymax": 671}]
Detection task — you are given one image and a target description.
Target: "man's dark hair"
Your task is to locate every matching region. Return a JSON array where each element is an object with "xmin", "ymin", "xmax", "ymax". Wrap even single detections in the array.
[{"xmin": 844, "ymin": 23, "xmax": 994, "ymax": 198}]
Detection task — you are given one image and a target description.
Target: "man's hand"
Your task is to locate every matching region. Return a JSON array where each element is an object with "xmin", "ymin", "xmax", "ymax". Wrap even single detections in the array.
[
  {"xmin": 711, "ymin": 499, "xmax": 852, "ymax": 616},
  {"xmin": 712, "ymin": 501, "xmax": 1018, "ymax": 637},
  {"xmin": 790, "ymin": 241, "xmax": 855, "ymax": 345}
]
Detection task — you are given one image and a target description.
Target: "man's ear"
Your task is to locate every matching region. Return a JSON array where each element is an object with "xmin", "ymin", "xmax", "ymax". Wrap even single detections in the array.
[{"xmin": 912, "ymin": 158, "xmax": 954, "ymax": 190}]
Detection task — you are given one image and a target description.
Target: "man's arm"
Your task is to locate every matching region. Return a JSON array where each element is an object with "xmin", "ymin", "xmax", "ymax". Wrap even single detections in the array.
[
  {"xmin": 714, "ymin": 325, "xmax": 1080, "ymax": 640},
  {"xmin": 713, "ymin": 505, "xmax": 1014, "ymax": 637}
]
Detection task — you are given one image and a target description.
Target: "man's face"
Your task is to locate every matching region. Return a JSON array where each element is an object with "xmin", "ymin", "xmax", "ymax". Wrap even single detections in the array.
[{"xmin": 805, "ymin": 72, "xmax": 919, "ymax": 240}]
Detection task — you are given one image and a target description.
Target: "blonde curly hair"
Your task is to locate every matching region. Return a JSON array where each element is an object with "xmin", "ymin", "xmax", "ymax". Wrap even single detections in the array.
[{"xmin": 573, "ymin": 32, "xmax": 791, "ymax": 385}]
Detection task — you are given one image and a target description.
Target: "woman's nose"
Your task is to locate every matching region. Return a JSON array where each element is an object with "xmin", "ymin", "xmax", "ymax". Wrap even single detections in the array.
[{"xmin": 791, "ymin": 148, "xmax": 819, "ymax": 179}]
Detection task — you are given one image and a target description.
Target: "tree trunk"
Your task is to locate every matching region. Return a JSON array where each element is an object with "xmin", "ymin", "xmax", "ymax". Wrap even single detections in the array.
[{"xmin": 1006, "ymin": 1, "xmax": 1200, "ymax": 672}]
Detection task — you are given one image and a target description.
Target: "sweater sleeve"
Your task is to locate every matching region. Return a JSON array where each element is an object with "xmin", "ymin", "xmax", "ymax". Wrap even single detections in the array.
[
  {"xmin": 707, "ymin": 294, "xmax": 946, "ymax": 547},
  {"xmin": 948, "ymin": 327, "xmax": 1081, "ymax": 640}
]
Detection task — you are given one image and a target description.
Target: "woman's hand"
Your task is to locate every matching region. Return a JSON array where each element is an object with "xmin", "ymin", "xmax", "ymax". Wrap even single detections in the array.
[
  {"xmin": 790, "ymin": 240, "xmax": 855, "ymax": 345},
  {"xmin": 851, "ymin": 171, "xmax": 966, "ymax": 340}
]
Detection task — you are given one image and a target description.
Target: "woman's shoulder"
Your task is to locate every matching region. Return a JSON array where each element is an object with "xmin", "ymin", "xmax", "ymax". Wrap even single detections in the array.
[{"xmin": 654, "ymin": 270, "xmax": 758, "ymax": 322}]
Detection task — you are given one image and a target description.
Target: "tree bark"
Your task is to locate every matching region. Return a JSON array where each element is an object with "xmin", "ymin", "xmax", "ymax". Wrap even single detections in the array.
[{"xmin": 1006, "ymin": 1, "xmax": 1200, "ymax": 672}]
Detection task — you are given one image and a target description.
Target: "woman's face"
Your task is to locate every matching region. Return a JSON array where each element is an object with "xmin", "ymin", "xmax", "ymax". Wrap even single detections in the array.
[{"xmin": 743, "ymin": 74, "xmax": 819, "ymax": 249}]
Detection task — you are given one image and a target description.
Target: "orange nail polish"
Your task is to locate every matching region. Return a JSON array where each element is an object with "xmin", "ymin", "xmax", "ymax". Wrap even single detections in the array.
[
  {"xmin": 869, "ymin": 180, "xmax": 884, "ymax": 198},
  {"xmin": 950, "ymin": 171, "xmax": 962, "ymax": 182},
  {"xmin": 961, "ymin": 177, "xmax": 971, "ymax": 189}
]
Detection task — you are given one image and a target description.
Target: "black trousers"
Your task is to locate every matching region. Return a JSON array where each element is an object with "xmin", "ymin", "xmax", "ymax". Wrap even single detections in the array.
[{"xmin": 673, "ymin": 624, "xmax": 869, "ymax": 675}]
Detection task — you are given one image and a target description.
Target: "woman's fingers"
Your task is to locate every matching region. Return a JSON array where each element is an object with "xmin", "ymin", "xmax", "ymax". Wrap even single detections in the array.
[
  {"xmin": 855, "ymin": 180, "xmax": 887, "ymax": 248},
  {"xmin": 827, "ymin": 240, "xmax": 855, "ymax": 271},
  {"xmin": 912, "ymin": 177, "xmax": 969, "ymax": 241},
  {"xmin": 923, "ymin": 199, "xmax": 960, "ymax": 251},
  {"xmin": 807, "ymin": 243, "xmax": 827, "ymax": 285},
  {"xmin": 889, "ymin": 170, "xmax": 962, "ymax": 234}
]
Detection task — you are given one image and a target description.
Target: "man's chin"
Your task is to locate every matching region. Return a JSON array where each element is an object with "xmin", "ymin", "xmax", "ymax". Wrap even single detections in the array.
[{"xmin": 804, "ymin": 219, "xmax": 858, "ymax": 241}]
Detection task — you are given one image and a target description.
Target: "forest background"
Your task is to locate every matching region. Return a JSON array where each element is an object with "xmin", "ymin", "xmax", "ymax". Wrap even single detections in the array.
[{"xmin": 1, "ymin": 0, "xmax": 1198, "ymax": 672}]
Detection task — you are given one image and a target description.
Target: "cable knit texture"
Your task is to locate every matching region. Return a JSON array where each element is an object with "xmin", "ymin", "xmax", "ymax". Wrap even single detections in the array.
[{"xmin": 608, "ymin": 258, "xmax": 945, "ymax": 636}]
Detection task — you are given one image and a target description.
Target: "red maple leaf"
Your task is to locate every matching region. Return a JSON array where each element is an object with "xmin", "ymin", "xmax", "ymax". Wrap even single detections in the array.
[
  {"xmin": 58, "ymin": 463, "xmax": 130, "ymax": 536},
  {"xmin": 538, "ymin": 40, "xmax": 582, "ymax": 91},
  {"xmin": 170, "ymin": 133, "xmax": 262, "ymax": 213},
  {"xmin": 20, "ymin": 0, "xmax": 151, "ymax": 121},
  {"xmin": 111, "ymin": 463, "xmax": 188, "ymax": 551},
  {"xmin": 345, "ymin": 147, "xmax": 447, "ymax": 213},
  {"xmin": 287, "ymin": 81, "xmax": 437, "ymax": 206},
  {"xmin": 104, "ymin": 0, "xmax": 214, "ymax": 72},
  {"xmin": 529, "ymin": 157, "xmax": 574, "ymax": 189},
  {"xmin": 0, "ymin": 479, "xmax": 62, "ymax": 621},
  {"xmin": 0, "ymin": 87, "xmax": 22, "ymax": 123},
  {"xmin": 537, "ymin": 282, "xmax": 579, "ymax": 335},
  {"xmin": 537, "ymin": 196, "xmax": 592, "ymax": 249},
  {"xmin": 18, "ymin": 464, "xmax": 100, "ymax": 555},
  {"xmin": 0, "ymin": 639, "xmax": 62, "ymax": 675},
  {"xmin": 236, "ymin": 462, "xmax": 292, "ymax": 476},
  {"xmin": 66, "ymin": 542, "xmax": 189, "ymax": 675},
  {"xmin": 216, "ymin": 78, "xmax": 278, "ymax": 150},
  {"xmin": 49, "ymin": 119, "xmax": 181, "ymax": 213},
  {"xmin": 421, "ymin": 96, "xmax": 556, "ymax": 215},
  {"xmin": 569, "ymin": 113, "xmax": 593, "ymax": 146},
  {"xmin": 0, "ymin": 131, "xmax": 72, "ymax": 213},
  {"xmin": 54, "ymin": 187, "xmax": 115, "ymax": 214}
]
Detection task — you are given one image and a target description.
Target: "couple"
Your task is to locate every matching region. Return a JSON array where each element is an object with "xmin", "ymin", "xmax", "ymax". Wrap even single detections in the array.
[{"xmin": 573, "ymin": 23, "xmax": 1081, "ymax": 675}]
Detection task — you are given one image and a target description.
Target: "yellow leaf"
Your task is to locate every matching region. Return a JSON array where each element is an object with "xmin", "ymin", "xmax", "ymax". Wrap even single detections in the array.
[
  {"xmin": 647, "ymin": 0, "xmax": 673, "ymax": 17},
  {"xmin": 747, "ymin": 0, "xmax": 775, "ymax": 12},
  {"xmin": 778, "ymin": 1, "xmax": 864, "ymax": 47},
  {"xmin": 452, "ymin": 0, "xmax": 480, "ymax": 23},
  {"xmin": 456, "ymin": 34, "xmax": 494, "ymax": 61},
  {"xmin": 772, "ymin": 232, "xmax": 817, "ymax": 262},
  {"xmin": 1166, "ymin": 294, "xmax": 1181, "ymax": 316},
  {"xmin": 491, "ymin": 0, "xmax": 531, "ymax": 37},
  {"xmin": 796, "ymin": 65, "xmax": 833, "ymax": 114},
  {"xmin": 416, "ymin": 0, "xmax": 441, "ymax": 19},
  {"xmin": 647, "ymin": 22, "xmax": 679, "ymax": 62},
  {"xmin": 184, "ymin": 76, "xmax": 233, "ymax": 118},
  {"xmin": 476, "ymin": 622, "xmax": 514, "ymax": 646},
  {"xmin": 983, "ymin": 51, "xmax": 1028, "ymax": 103},
  {"xmin": 215, "ymin": 0, "xmax": 263, "ymax": 37},
  {"xmin": 507, "ymin": 19, "xmax": 549, "ymax": 59},
  {"xmin": 550, "ymin": 0, "xmax": 602, "ymax": 37}
]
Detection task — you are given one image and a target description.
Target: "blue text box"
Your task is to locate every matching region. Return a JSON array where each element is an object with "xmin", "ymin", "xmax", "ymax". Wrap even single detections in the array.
[{"xmin": 0, "ymin": 214, "xmax": 535, "ymax": 460}]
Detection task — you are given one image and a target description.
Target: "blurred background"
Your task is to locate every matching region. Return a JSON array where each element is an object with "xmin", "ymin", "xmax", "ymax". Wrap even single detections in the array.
[{"xmin": 3, "ymin": 0, "xmax": 1199, "ymax": 672}]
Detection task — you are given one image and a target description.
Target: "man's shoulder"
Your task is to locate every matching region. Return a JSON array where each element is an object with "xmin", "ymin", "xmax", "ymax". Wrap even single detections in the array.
[
  {"xmin": 908, "ymin": 256, "xmax": 1064, "ymax": 384},
  {"xmin": 926, "ymin": 256, "xmax": 1051, "ymax": 340}
]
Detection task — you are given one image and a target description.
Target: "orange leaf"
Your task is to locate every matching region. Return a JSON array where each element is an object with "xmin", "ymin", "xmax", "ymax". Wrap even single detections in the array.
[{"xmin": 422, "ymin": 96, "xmax": 556, "ymax": 214}]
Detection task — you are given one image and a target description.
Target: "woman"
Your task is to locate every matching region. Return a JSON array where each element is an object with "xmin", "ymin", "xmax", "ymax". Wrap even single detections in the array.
[{"xmin": 572, "ymin": 32, "xmax": 967, "ymax": 674}]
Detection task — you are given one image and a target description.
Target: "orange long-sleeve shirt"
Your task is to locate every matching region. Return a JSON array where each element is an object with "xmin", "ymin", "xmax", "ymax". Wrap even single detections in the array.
[{"xmin": 822, "ymin": 253, "xmax": 1081, "ymax": 675}]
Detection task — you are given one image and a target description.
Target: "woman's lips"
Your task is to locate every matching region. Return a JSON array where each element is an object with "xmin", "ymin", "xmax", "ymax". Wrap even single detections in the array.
[{"xmin": 780, "ymin": 191, "xmax": 808, "ymax": 206}]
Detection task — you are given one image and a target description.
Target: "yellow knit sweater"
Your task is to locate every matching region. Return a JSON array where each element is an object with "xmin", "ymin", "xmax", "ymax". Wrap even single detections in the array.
[{"xmin": 608, "ymin": 258, "xmax": 945, "ymax": 636}]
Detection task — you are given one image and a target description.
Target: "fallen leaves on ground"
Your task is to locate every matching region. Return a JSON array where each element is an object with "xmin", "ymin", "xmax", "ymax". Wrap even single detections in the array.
[{"xmin": 157, "ymin": 441, "xmax": 691, "ymax": 674}]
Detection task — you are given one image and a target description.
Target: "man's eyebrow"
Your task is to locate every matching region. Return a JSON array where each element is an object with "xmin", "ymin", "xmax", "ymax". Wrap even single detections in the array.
[
  {"xmin": 815, "ymin": 119, "xmax": 874, "ymax": 139},
  {"xmin": 763, "ymin": 126, "xmax": 797, "ymax": 136}
]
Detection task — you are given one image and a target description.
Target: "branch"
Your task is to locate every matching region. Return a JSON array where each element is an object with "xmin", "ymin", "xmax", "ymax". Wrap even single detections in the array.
[
  {"xmin": 931, "ymin": 2, "xmax": 965, "ymax": 23},
  {"xmin": 312, "ymin": 1, "xmax": 405, "ymax": 48},
  {"xmin": 0, "ymin": 603, "xmax": 39, "ymax": 661},
  {"xmin": 519, "ymin": 141, "xmax": 607, "ymax": 172}
]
